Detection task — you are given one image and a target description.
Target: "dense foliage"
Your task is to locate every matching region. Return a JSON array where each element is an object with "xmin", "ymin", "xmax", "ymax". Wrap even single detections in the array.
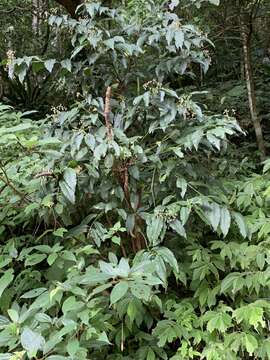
[{"xmin": 1, "ymin": 0, "xmax": 270, "ymax": 359}]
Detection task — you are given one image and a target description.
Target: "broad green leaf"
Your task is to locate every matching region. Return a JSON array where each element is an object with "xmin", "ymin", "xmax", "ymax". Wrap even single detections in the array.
[
  {"xmin": 110, "ymin": 281, "xmax": 129, "ymax": 304},
  {"xmin": 60, "ymin": 168, "xmax": 77, "ymax": 204},
  {"xmin": 243, "ymin": 333, "xmax": 258, "ymax": 355},
  {"xmin": 25, "ymin": 254, "xmax": 46, "ymax": 266},
  {"xmin": 176, "ymin": 178, "xmax": 187, "ymax": 198},
  {"xmin": 233, "ymin": 212, "xmax": 247, "ymax": 238},
  {"xmin": 67, "ymin": 339, "xmax": 79, "ymax": 357},
  {"xmin": 147, "ymin": 216, "xmax": 164, "ymax": 246},
  {"xmin": 206, "ymin": 312, "xmax": 232, "ymax": 333},
  {"xmin": 0, "ymin": 270, "xmax": 14, "ymax": 298},
  {"xmin": 44, "ymin": 59, "xmax": 56, "ymax": 73},
  {"xmin": 62, "ymin": 296, "xmax": 83, "ymax": 313},
  {"xmin": 205, "ymin": 202, "xmax": 220, "ymax": 231},
  {"xmin": 94, "ymin": 143, "xmax": 108, "ymax": 161},
  {"xmin": 7, "ymin": 309, "xmax": 18, "ymax": 323},
  {"xmin": 169, "ymin": 219, "xmax": 186, "ymax": 238},
  {"xmin": 219, "ymin": 207, "xmax": 231, "ymax": 237},
  {"xmin": 21, "ymin": 328, "xmax": 45, "ymax": 356},
  {"xmin": 61, "ymin": 59, "xmax": 72, "ymax": 72},
  {"xmin": 130, "ymin": 283, "xmax": 151, "ymax": 301}
]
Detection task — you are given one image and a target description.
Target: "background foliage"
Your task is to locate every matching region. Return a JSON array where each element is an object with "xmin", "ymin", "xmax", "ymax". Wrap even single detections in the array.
[{"xmin": 1, "ymin": 0, "xmax": 270, "ymax": 359}]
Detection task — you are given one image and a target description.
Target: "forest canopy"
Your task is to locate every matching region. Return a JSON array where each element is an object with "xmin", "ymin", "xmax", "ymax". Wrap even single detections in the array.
[{"xmin": 1, "ymin": 0, "xmax": 270, "ymax": 359}]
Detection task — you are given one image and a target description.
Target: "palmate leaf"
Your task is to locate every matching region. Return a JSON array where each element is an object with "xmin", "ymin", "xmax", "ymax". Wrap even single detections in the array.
[
  {"xmin": 153, "ymin": 320, "xmax": 182, "ymax": 347},
  {"xmin": 234, "ymin": 304, "xmax": 265, "ymax": 329},
  {"xmin": 206, "ymin": 312, "xmax": 232, "ymax": 333}
]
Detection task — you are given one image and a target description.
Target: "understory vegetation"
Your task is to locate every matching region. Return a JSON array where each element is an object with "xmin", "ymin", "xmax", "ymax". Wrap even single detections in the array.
[{"xmin": 1, "ymin": 0, "xmax": 270, "ymax": 359}]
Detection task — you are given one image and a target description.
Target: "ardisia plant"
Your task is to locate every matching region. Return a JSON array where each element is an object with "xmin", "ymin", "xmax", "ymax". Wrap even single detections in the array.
[{"xmin": 1, "ymin": 0, "xmax": 270, "ymax": 359}]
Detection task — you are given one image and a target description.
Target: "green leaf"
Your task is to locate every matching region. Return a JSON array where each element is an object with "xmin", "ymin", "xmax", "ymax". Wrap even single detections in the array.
[
  {"xmin": 233, "ymin": 212, "xmax": 247, "ymax": 238},
  {"xmin": 62, "ymin": 296, "xmax": 83, "ymax": 313},
  {"xmin": 21, "ymin": 288, "xmax": 47, "ymax": 299},
  {"xmin": 169, "ymin": 219, "xmax": 186, "ymax": 238},
  {"xmin": 97, "ymin": 331, "xmax": 111, "ymax": 344},
  {"xmin": 44, "ymin": 59, "xmax": 56, "ymax": 73},
  {"xmin": 176, "ymin": 178, "xmax": 187, "ymax": 198},
  {"xmin": 206, "ymin": 312, "xmax": 232, "ymax": 333},
  {"xmin": 85, "ymin": 133, "xmax": 96, "ymax": 151},
  {"xmin": 147, "ymin": 216, "xmax": 164, "ymax": 246},
  {"xmin": 243, "ymin": 333, "xmax": 258, "ymax": 355},
  {"xmin": 219, "ymin": 207, "xmax": 231, "ymax": 237},
  {"xmin": 0, "ymin": 270, "xmax": 14, "ymax": 298},
  {"xmin": 127, "ymin": 300, "xmax": 137, "ymax": 323},
  {"xmin": 53, "ymin": 228, "xmax": 68, "ymax": 237},
  {"xmin": 130, "ymin": 283, "xmax": 151, "ymax": 301},
  {"xmin": 25, "ymin": 254, "xmax": 46, "ymax": 266},
  {"xmin": 147, "ymin": 348, "xmax": 156, "ymax": 360},
  {"xmin": 158, "ymin": 247, "xmax": 179, "ymax": 273},
  {"xmin": 61, "ymin": 59, "xmax": 72, "ymax": 72},
  {"xmin": 110, "ymin": 281, "xmax": 129, "ymax": 304},
  {"xmin": 94, "ymin": 143, "xmax": 108, "ymax": 161},
  {"xmin": 205, "ymin": 202, "xmax": 220, "ymax": 231},
  {"xmin": 67, "ymin": 339, "xmax": 79, "ymax": 357},
  {"xmin": 174, "ymin": 30, "xmax": 184, "ymax": 49},
  {"xmin": 60, "ymin": 168, "xmax": 77, "ymax": 204},
  {"xmin": 7, "ymin": 309, "xmax": 18, "ymax": 323},
  {"xmin": 21, "ymin": 328, "xmax": 45, "ymax": 356},
  {"xmin": 234, "ymin": 304, "xmax": 265, "ymax": 329}
]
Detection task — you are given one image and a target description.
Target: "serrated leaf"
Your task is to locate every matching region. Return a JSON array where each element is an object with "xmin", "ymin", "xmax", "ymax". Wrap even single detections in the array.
[
  {"xmin": 243, "ymin": 333, "xmax": 258, "ymax": 355},
  {"xmin": 206, "ymin": 312, "xmax": 232, "ymax": 333}
]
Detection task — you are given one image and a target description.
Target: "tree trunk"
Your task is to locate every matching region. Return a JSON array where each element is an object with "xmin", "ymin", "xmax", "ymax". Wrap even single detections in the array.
[
  {"xmin": 32, "ymin": 0, "xmax": 39, "ymax": 35},
  {"xmin": 240, "ymin": 12, "xmax": 266, "ymax": 159}
]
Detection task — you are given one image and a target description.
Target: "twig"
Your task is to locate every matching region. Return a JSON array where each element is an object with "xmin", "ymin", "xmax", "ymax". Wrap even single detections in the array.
[
  {"xmin": 104, "ymin": 86, "xmax": 113, "ymax": 141},
  {"xmin": 34, "ymin": 171, "xmax": 54, "ymax": 179},
  {"xmin": 0, "ymin": 161, "xmax": 30, "ymax": 202}
]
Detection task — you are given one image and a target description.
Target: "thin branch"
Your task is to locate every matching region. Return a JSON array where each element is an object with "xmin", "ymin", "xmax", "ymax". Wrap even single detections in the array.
[
  {"xmin": 0, "ymin": 161, "xmax": 30, "ymax": 202},
  {"xmin": 104, "ymin": 86, "xmax": 113, "ymax": 141}
]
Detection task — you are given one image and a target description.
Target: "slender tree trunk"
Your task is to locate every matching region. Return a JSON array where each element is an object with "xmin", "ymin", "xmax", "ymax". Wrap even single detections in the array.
[
  {"xmin": 32, "ymin": 0, "xmax": 39, "ymax": 35},
  {"xmin": 240, "ymin": 12, "xmax": 266, "ymax": 159}
]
